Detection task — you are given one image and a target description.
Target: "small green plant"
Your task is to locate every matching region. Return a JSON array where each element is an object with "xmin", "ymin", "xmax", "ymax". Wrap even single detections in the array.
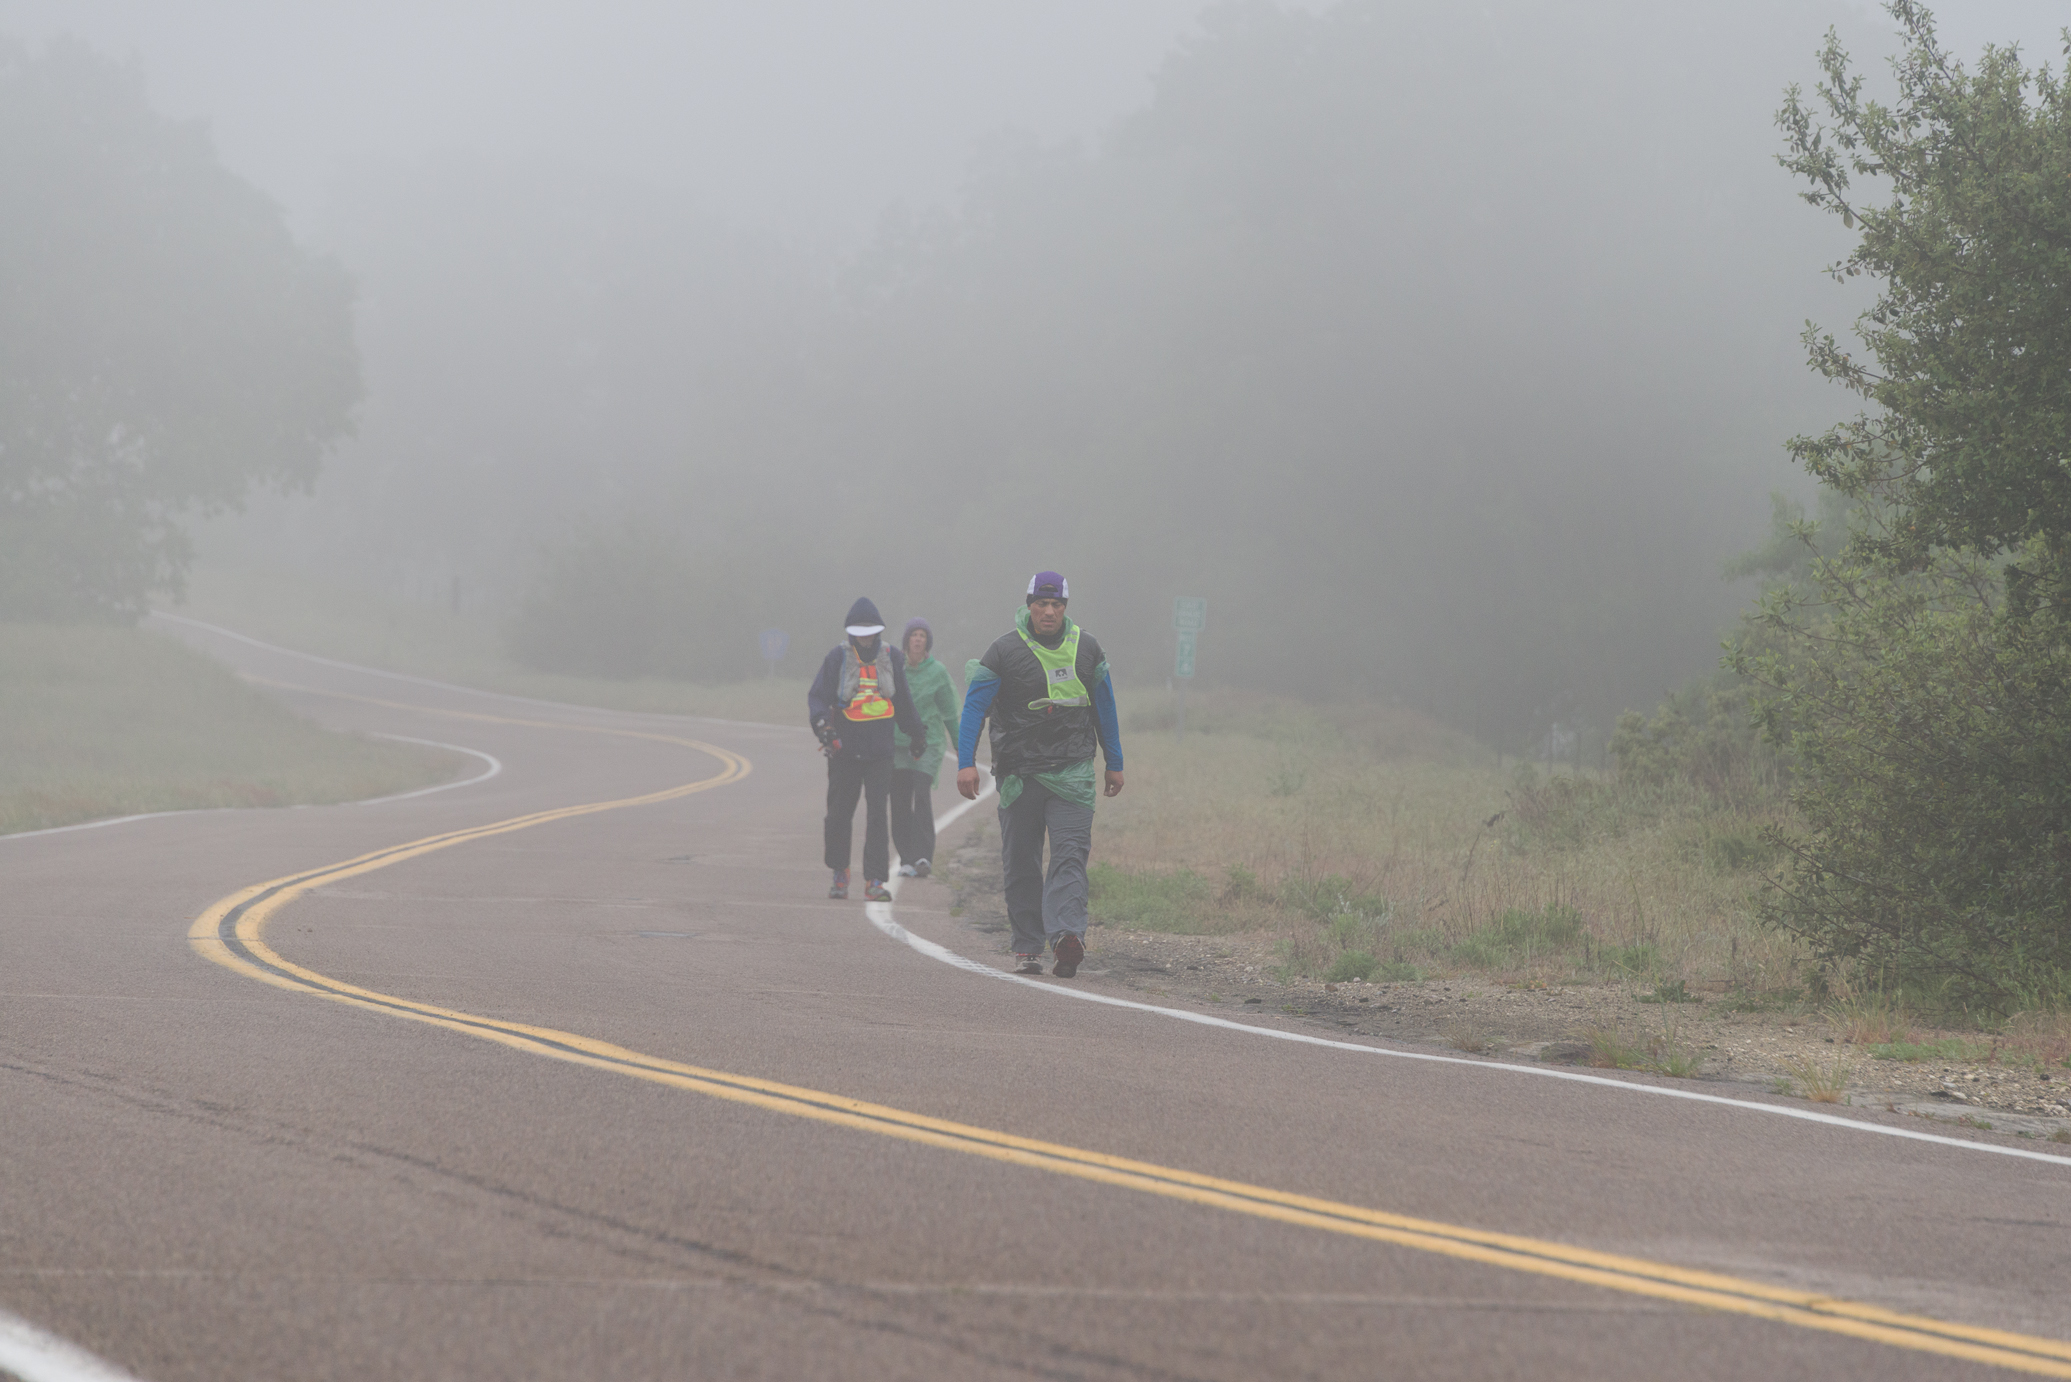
[
  {"xmin": 1325, "ymin": 949, "xmax": 1379, "ymax": 983},
  {"xmin": 1378, "ymin": 960, "xmax": 1422, "ymax": 982},
  {"xmin": 1222, "ymin": 865, "xmax": 1259, "ymax": 901}
]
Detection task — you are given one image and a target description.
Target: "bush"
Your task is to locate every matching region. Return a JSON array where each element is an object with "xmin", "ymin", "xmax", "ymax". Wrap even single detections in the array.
[
  {"xmin": 1325, "ymin": 950, "xmax": 1379, "ymax": 983},
  {"xmin": 1733, "ymin": 539, "xmax": 2071, "ymax": 1011}
]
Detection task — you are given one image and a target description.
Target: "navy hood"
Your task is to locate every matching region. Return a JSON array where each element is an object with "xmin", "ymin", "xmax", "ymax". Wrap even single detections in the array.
[{"xmin": 843, "ymin": 597, "xmax": 885, "ymax": 636}]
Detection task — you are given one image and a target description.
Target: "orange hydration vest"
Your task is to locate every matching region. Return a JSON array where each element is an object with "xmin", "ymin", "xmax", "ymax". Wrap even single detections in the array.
[{"xmin": 843, "ymin": 661, "xmax": 894, "ymax": 721}]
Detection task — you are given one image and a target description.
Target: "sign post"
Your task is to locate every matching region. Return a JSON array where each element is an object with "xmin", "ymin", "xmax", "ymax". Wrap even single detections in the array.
[
  {"xmin": 1172, "ymin": 597, "xmax": 1206, "ymax": 738},
  {"xmin": 758, "ymin": 628, "xmax": 789, "ymax": 678}
]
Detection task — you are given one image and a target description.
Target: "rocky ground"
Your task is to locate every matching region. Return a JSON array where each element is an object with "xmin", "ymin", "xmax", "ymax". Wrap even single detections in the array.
[{"xmin": 933, "ymin": 834, "xmax": 2071, "ymax": 1144}]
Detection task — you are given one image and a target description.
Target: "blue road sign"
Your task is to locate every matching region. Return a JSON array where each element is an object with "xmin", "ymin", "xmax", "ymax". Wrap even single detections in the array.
[{"xmin": 758, "ymin": 628, "xmax": 789, "ymax": 663}]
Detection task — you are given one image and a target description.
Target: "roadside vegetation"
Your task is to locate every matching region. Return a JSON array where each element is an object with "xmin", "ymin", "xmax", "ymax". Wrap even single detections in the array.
[
  {"xmin": 1091, "ymin": 690, "xmax": 1799, "ymax": 997},
  {"xmin": 0, "ymin": 623, "xmax": 462, "ymax": 835}
]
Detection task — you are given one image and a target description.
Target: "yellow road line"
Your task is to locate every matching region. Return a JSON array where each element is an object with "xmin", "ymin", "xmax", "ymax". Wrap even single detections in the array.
[{"xmin": 185, "ymin": 712, "xmax": 2071, "ymax": 1376}]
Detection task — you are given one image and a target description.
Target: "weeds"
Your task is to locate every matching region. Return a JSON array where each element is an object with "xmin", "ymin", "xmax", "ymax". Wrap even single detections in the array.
[
  {"xmin": 1584, "ymin": 1023, "xmax": 1701, "ymax": 1077},
  {"xmin": 1325, "ymin": 950, "xmax": 1379, "ymax": 983},
  {"xmin": 1446, "ymin": 1023, "xmax": 1496, "ymax": 1055},
  {"xmin": 1828, "ymin": 990, "xmax": 1912, "ymax": 1046},
  {"xmin": 1787, "ymin": 1055, "xmax": 1851, "ymax": 1103}
]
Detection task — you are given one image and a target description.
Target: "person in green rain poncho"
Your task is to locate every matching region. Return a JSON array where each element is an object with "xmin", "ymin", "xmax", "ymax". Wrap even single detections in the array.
[
  {"xmin": 955, "ymin": 572, "xmax": 1124, "ymax": 978},
  {"xmin": 890, "ymin": 617, "xmax": 960, "ymax": 878}
]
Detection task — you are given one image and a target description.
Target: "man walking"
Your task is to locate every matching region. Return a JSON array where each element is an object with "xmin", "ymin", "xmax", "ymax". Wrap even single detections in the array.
[
  {"xmin": 956, "ymin": 572, "xmax": 1124, "ymax": 977},
  {"xmin": 810, "ymin": 596, "xmax": 927, "ymax": 901}
]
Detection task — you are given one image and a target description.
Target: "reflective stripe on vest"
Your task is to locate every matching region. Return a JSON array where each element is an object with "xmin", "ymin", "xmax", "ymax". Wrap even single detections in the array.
[
  {"xmin": 843, "ymin": 662, "xmax": 894, "ymax": 720},
  {"xmin": 1015, "ymin": 623, "xmax": 1090, "ymax": 710}
]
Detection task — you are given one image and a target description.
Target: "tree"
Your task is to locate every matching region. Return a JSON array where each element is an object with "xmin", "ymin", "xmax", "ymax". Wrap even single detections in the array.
[
  {"xmin": 0, "ymin": 39, "xmax": 359, "ymax": 620},
  {"xmin": 1740, "ymin": 3, "xmax": 2071, "ymax": 1008},
  {"xmin": 1778, "ymin": 0, "xmax": 2071, "ymax": 579}
]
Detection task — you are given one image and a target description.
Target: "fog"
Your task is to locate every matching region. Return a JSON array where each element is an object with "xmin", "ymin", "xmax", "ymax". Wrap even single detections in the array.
[{"xmin": 6, "ymin": 0, "xmax": 2064, "ymax": 749}]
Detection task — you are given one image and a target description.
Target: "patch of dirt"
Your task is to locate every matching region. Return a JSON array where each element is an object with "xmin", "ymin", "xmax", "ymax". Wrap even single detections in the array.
[{"xmin": 934, "ymin": 832, "xmax": 2071, "ymax": 1142}]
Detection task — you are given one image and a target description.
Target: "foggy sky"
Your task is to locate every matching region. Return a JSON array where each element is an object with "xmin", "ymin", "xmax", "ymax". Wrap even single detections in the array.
[{"xmin": 0, "ymin": 0, "xmax": 2062, "ymax": 251}]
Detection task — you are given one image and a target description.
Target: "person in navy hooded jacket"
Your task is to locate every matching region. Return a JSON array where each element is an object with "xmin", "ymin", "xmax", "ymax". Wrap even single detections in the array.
[{"xmin": 807, "ymin": 596, "xmax": 927, "ymax": 900}]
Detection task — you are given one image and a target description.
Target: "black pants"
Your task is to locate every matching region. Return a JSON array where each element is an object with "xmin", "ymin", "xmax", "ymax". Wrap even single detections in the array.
[
  {"xmin": 824, "ymin": 753, "xmax": 893, "ymax": 882},
  {"xmin": 889, "ymin": 768, "xmax": 937, "ymax": 867}
]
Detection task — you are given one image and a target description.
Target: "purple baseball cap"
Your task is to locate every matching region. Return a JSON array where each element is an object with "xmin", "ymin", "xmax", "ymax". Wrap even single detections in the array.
[{"xmin": 1026, "ymin": 571, "xmax": 1069, "ymax": 601}]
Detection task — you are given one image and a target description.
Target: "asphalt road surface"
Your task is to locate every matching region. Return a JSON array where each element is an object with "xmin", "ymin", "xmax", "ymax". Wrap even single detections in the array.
[{"xmin": 3, "ymin": 619, "xmax": 2068, "ymax": 1381}]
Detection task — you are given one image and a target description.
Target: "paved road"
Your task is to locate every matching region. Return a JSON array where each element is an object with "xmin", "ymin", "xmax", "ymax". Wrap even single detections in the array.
[{"xmin": 3, "ymin": 621, "xmax": 2067, "ymax": 1381}]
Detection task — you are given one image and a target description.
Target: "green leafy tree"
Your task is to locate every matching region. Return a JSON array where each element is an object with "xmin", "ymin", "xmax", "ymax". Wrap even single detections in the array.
[
  {"xmin": 0, "ymin": 39, "xmax": 359, "ymax": 620},
  {"xmin": 1740, "ymin": 3, "xmax": 2071, "ymax": 1007}
]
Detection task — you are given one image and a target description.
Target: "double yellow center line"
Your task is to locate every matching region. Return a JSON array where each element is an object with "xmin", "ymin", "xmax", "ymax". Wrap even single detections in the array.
[{"xmin": 188, "ymin": 698, "xmax": 2071, "ymax": 1376}]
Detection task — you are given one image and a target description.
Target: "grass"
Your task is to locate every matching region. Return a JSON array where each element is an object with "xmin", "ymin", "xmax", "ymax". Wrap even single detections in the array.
[
  {"xmin": 1582, "ymin": 1021, "xmax": 1702, "ymax": 1077},
  {"xmin": 1093, "ymin": 689, "xmax": 1801, "ymax": 992},
  {"xmin": 1786, "ymin": 1054, "xmax": 1852, "ymax": 1102},
  {"xmin": 169, "ymin": 562, "xmax": 806, "ymax": 725},
  {"xmin": 0, "ymin": 622, "xmax": 462, "ymax": 834}
]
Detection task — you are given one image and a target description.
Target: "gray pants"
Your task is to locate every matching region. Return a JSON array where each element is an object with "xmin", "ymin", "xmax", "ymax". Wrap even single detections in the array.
[{"xmin": 998, "ymin": 777, "xmax": 1095, "ymax": 956}]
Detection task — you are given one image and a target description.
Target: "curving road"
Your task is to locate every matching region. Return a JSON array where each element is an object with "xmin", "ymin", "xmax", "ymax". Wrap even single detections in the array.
[{"xmin": 2, "ymin": 619, "xmax": 2068, "ymax": 1381}]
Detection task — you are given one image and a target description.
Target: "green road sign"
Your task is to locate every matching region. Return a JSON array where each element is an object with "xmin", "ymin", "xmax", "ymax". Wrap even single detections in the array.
[
  {"xmin": 1173, "ymin": 596, "xmax": 1207, "ymax": 633},
  {"xmin": 1175, "ymin": 630, "xmax": 1197, "ymax": 679}
]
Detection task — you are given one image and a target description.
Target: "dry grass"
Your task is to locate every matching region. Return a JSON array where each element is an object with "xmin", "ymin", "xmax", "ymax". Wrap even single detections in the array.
[
  {"xmin": 1093, "ymin": 691, "xmax": 1799, "ymax": 992},
  {"xmin": 1, "ymin": 622, "xmax": 461, "ymax": 834},
  {"xmin": 2000, "ymin": 1011, "xmax": 2071, "ymax": 1069},
  {"xmin": 1827, "ymin": 989, "xmax": 1913, "ymax": 1047},
  {"xmin": 1786, "ymin": 1054, "xmax": 1852, "ymax": 1103}
]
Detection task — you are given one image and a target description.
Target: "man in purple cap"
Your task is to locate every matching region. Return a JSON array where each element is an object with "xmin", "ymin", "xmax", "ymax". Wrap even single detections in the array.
[
  {"xmin": 808, "ymin": 596, "xmax": 927, "ymax": 900},
  {"xmin": 955, "ymin": 572, "xmax": 1124, "ymax": 977}
]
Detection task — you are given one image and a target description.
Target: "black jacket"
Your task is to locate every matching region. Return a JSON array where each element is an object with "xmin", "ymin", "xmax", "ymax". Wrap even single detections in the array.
[{"xmin": 977, "ymin": 624, "xmax": 1107, "ymax": 778}]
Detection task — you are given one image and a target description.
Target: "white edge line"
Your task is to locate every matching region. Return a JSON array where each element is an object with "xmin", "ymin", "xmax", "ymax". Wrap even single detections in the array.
[
  {"xmin": 0, "ymin": 1307, "xmax": 148, "ymax": 1382},
  {"xmin": 356, "ymin": 734, "xmax": 502, "ymax": 803},
  {"xmin": 149, "ymin": 611, "xmax": 798, "ymax": 732},
  {"xmin": 873, "ymin": 787, "xmax": 2071, "ymax": 1171}
]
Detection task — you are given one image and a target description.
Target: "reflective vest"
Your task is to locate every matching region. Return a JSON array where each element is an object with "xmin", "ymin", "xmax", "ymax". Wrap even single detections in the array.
[
  {"xmin": 843, "ymin": 660, "xmax": 894, "ymax": 721},
  {"xmin": 1015, "ymin": 623, "xmax": 1090, "ymax": 710}
]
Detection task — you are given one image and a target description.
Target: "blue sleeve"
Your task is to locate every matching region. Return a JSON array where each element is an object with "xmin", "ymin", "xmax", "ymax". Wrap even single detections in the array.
[
  {"xmin": 1093, "ymin": 672, "xmax": 1123, "ymax": 771},
  {"xmin": 958, "ymin": 678, "xmax": 999, "ymax": 768}
]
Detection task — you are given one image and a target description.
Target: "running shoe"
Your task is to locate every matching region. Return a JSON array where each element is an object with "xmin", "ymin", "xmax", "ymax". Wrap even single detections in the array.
[
  {"xmin": 864, "ymin": 879, "xmax": 893, "ymax": 902},
  {"xmin": 1012, "ymin": 953, "xmax": 1044, "ymax": 975},
  {"xmin": 828, "ymin": 868, "xmax": 849, "ymax": 900},
  {"xmin": 1051, "ymin": 933, "xmax": 1085, "ymax": 978},
  {"xmin": 895, "ymin": 863, "xmax": 916, "ymax": 877},
  {"xmin": 911, "ymin": 859, "xmax": 931, "ymax": 878}
]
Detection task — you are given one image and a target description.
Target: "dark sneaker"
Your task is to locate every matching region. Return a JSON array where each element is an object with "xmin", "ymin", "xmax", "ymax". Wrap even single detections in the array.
[
  {"xmin": 829, "ymin": 869, "xmax": 849, "ymax": 899},
  {"xmin": 911, "ymin": 858, "xmax": 931, "ymax": 878},
  {"xmin": 1013, "ymin": 953, "xmax": 1044, "ymax": 975},
  {"xmin": 1052, "ymin": 933, "xmax": 1085, "ymax": 978},
  {"xmin": 864, "ymin": 879, "xmax": 893, "ymax": 902}
]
